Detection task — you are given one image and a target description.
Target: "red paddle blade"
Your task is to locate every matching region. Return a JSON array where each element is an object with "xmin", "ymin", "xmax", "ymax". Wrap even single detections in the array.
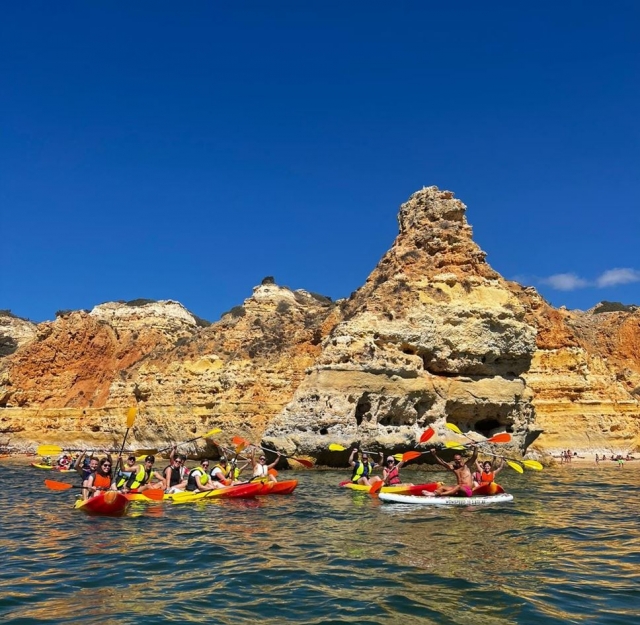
[
  {"xmin": 292, "ymin": 457, "xmax": 314, "ymax": 468},
  {"xmin": 488, "ymin": 433, "xmax": 511, "ymax": 443},
  {"xmin": 419, "ymin": 427, "xmax": 435, "ymax": 443},
  {"xmin": 232, "ymin": 436, "xmax": 247, "ymax": 446},
  {"xmin": 44, "ymin": 479, "xmax": 73, "ymax": 491},
  {"xmin": 369, "ymin": 480, "xmax": 384, "ymax": 495},
  {"xmin": 402, "ymin": 451, "xmax": 422, "ymax": 462}
]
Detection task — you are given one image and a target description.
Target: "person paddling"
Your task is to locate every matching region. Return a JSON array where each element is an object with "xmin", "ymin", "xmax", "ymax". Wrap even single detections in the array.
[
  {"xmin": 120, "ymin": 455, "xmax": 165, "ymax": 493},
  {"xmin": 349, "ymin": 448, "xmax": 383, "ymax": 486},
  {"xmin": 424, "ymin": 446, "xmax": 478, "ymax": 497}
]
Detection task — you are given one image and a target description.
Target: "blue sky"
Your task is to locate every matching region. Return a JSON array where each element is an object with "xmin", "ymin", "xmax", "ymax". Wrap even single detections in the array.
[{"xmin": 2, "ymin": 1, "xmax": 639, "ymax": 322}]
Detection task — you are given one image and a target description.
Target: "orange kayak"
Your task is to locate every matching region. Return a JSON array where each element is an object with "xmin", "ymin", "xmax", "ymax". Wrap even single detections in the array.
[{"xmin": 74, "ymin": 491, "xmax": 130, "ymax": 517}]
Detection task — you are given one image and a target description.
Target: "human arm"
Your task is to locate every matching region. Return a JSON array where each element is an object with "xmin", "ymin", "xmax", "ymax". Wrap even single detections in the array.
[
  {"xmin": 493, "ymin": 459, "xmax": 505, "ymax": 476},
  {"xmin": 267, "ymin": 453, "xmax": 281, "ymax": 470},
  {"xmin": 430, "ymin": 448, "xmax": 453, "ymax": 471},
  {"xmin": 75, "ymin": 451, "xmax": 87, "ymax": 476},
  {"xmin": 348, "ymin": 448, "xmax": 358, "ymax": 468}
]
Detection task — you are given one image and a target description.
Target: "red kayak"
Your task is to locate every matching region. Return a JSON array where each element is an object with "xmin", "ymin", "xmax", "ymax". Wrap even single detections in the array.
[
  {"xmin": 74, "ymin": 491, "xmax": 130, "ymax": 517},
  {"xmin": 257, "ymin": 479, "xmax": 298, "ymax": 495},
  {"xmin": 472, "ymin": 483, "xmax": 505, "ymax": 496}
]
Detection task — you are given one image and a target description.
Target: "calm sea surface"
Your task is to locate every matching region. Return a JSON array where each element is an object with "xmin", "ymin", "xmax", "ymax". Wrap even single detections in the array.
[{"xmin": 0, "ymin": 459, "xmax": 638, "ymax": 624}]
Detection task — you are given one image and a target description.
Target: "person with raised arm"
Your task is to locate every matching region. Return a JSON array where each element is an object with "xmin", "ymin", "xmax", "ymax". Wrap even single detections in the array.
[
  {"xmin": 425, "ymin": 445, "xmax": 479, "ymax": 497},
  {"xmin": 348, "ymin": 448, "xmax": 383, "ymax": 486}
]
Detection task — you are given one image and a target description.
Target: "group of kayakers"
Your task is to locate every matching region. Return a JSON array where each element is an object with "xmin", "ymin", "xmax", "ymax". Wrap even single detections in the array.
[
  {"xmin": 348, "ymin": 445, "xmax": 504, "ymax": 496},
  {"xmin": 69, "ymin": 445, "xmax": 282, "ymax": 500}
]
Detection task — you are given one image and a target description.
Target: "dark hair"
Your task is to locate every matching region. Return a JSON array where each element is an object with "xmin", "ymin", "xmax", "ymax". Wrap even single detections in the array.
[{"xmin": 145, "ymin": 455, "xmax": 155, "ymax": 463}]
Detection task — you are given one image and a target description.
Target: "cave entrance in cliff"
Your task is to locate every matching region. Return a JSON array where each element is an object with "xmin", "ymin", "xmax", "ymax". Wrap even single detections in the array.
[
  {"xmin": 355, "ymin": 396, "xmax": 372, "ymax": 426},
  {"xmin": 474, "ymin": 418, "xmax": 504, "ymax": 438}
]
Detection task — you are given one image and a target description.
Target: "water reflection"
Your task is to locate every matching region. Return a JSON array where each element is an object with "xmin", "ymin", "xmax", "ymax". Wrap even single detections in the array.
[{"xmin": 1, "ymin": 463, "xmax": 639, "ymax": 624}]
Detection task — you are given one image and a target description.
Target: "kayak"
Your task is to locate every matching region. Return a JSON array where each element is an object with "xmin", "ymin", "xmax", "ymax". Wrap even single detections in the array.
[
  {"xmin": 124, "ymin": 490, "xmax": 170, "ymax": 502},
  {"xmin": 74, "ymin": 491, "xmax": 130, "ymax": 517},
  {"xmin": 379, "ymin": 491, "xmax": 514, "ymax": 506},
  {"xmin": 257, "ymin": 479, "xmax": 298, "ymax": 495},
  {"xmin": 31, "ymin": 463, "xmax": 75, "ymax": 472},
  {"xmin": 171, "ymin": 482, "xmax": 263, "ymax": 504},
  {"xmin": 340, "ymin": 481, "xmax": 440, "ymax": 494}
]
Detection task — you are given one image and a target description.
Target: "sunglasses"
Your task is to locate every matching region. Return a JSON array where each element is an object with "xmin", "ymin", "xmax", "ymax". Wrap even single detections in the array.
[
  {"xmin": 102, "ymin": 463, "xmax": 111, "ymax": 467},
  {"xmin": 259, "ymin": 457, "xmax": 266, "ymax": 461},
  {"xmin": 202, "ymin": 463, "xmax": 210, "ymax": 467}
]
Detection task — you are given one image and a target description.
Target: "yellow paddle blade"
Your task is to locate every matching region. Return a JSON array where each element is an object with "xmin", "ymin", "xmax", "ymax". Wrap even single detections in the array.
[
  {"xmin": 393, "ymin": 453, "xmax": 403, "ymax": 461},
  {"xmin": 329, "ymin": 444, "xmax": 347, "ymax": 452},
  {"xmin": 445, "ymin": 422, "xmax": 463, "ymax": 435},
  {"xmin": 507, "ymin": 460, "xmax": 524, "ymax": 474},
  {"xmin": 37, "ymin": 445, "xmax": 63, "ymax": 456},
  {"xmin": 203, "ymin": 428, "xmax": 222, "ymax": 438},
  {"xmin": 235, "ymin": 441, "xmax": 248, "ymax": 454},
  {"xmin": 126, "ymin": 407, "xmax": 137, "ymax": 428},
  {"xmin": 444, "ymin": 441, "xmax": 466, "ymax": 450},
  {"xmin": 523, "ymin": 459, "xmax": 543, "ymax": 470}
]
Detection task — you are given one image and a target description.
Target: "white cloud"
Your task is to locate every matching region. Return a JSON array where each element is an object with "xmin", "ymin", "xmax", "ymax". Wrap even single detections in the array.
[
  {"xmin": 540, "ymin": 273, "xmax": 590, "ymax": 291},
  {"xmin": 596, "ymin": 268, "xmax": 640, "ymax": 287}
]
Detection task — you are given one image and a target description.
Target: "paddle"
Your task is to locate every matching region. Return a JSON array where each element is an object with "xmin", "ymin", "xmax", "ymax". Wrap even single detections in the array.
[
  {"xmin": 111, "ymin": 407, "xmax": 137, "ymax": 481},
  {"xmin": 481, "ymin": 450, "xmax": 543, "ymax": 471},
  {"xmin": 419, "ymin": 426, "xmax": 435, "ymax": 444},
  {"xmin": 157, "ymin": 428, "xmax": 223, "ymax": 453},
  {"xmin": 44, "ymin": 479, "xmax": 165, "ymax": 500},
  {"xmin": 36, "ymin": 445, "xmax": 157, "ymax": 457},
  {"xmin": 445, "ymin": 423, "xmax": 512, "ymax": 445},
  {"xmin": 231, "ymin": 436, "xmax": 314, "ymax": 468}
]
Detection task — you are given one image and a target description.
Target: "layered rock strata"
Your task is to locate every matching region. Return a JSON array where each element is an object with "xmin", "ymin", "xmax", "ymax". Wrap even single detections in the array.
[
  {"xmin": 1, "ymin": 187, "xmax": 639, "ymax": 460},
  {"xmin": 264, "ymin": 187, "xmax": 539, "ymax": 463}
]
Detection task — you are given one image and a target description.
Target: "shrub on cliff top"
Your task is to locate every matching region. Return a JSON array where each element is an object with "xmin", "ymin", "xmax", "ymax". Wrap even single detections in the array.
[{"xmin": 593, "ymin": 301, "xmax": 638, "ymax": 314}]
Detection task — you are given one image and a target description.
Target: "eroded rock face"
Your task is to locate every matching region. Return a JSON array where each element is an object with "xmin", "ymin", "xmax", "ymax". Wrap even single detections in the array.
[
  {"xmin": 513, "ymin": 287, "xmax": 640, "ymax": 456},
  {"xmin": 1, "ymin": 187, "xmax": 638, "ymax": 460},
  {"xmin": 264, "ymin": 187, "xmax": 538, "ymax": 461},
  {"xmin": 0, "ymin": 313, "xmax": 37, "ymax": 357}
]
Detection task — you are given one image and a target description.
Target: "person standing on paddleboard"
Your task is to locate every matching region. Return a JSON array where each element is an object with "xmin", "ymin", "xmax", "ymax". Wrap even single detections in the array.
[{"xmin": 424, "ymin": 446, "xmax": 479, "ymax": 497}]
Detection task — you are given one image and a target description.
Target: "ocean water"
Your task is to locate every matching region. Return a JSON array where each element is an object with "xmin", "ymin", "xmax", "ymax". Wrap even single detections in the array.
[{"xmin": 1, "ymin": 460, "xmax": 638, "ymax": 624}]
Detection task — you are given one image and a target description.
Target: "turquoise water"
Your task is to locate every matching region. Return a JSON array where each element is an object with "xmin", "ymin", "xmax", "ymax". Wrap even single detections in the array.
[{"xmin": 1, "ymin": 461, "xmax": 639, "ymax": 624}]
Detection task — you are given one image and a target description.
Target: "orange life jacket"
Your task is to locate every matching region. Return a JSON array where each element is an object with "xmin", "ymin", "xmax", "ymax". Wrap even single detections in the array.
[
  {"xmin": 480, "ymin": 471, "xmax": 495, "ymax": 484},
  {"xmin": 93, "ymin": 473, "xmax": 112, "ymax": 490}
]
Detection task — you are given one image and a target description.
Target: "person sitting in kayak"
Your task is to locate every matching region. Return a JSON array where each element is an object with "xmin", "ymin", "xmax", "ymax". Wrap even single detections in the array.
[
  {"xmin": 76, "ymin": 451, "xmax": 101, "ymax": 484},
  {"xmin": 185, "ymin": 459, "xmax": 218, "ymax": 492},
  {"xmin": 120, "ymin": 455, "xmax": 165, "ymax": 493},
  {"xmin": 251, "ymin": 449, "xmax": 280, "ymax": 483},
  {"xmin": 474, "ymin": 458, "xmax": 504, "ymax": 487},
  {"xmin": 163, "ymin": 453, "xmax": 189, "ymax": 494},
  {"xmin": 83, "ymin": 458, "xmax": 116, "ymax": 500},
  {"xmin": 382, "ymin": 456, "xmax": 409, "ymax": 486},
  {"xmin": 210, "ymin": 456, "xmax": 239, "ymax": 487},
  {"xmin": 424, "ymin": 446, "xmax": 478, "ymax": 497},
  {"xmin": 115, "ymin": 454, "xmax": 137, "ymax": 488},
  {"xmin": 56, "ymin": 453, "xmax": 71, "ymax": 469},
  {"xmin": 349, "ymin": 448, "xmax": 383, "ymax": 486}
]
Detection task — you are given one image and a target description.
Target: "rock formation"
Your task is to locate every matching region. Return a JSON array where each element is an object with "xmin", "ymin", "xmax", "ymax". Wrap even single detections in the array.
[{"xmin": 1, "ymin": 187, "xmax": 639, "ymax": 460}]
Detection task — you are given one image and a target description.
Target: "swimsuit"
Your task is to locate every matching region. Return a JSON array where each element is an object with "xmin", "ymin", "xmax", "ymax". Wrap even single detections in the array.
[{"xmin": 460, "ymin": 485, "xmax": 472, "ymax": 497}]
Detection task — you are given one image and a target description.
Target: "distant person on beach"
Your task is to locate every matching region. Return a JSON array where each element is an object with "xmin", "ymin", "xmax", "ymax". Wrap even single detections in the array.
[
  {"xmin": 349, "ymin": 448, "xmax": 383, "ymax": 486},
  {"xmin": 595, "ymin": 454, "xmax": 599, "ymax": 465},
  {"xmin": 424, "ymin": 446, "xmax": 479, "ymax": 497}
]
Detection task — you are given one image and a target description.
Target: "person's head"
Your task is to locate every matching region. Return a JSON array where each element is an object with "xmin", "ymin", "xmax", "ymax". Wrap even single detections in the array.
[
  {"xmin": 483, "ymin": 461, "xmax": 492, "ymax": 471},
  {"xmin": 89, "ymin": 457, "xmax": 99, "ymax": 471},
  {"xmin": 145, "ymin": 455, "xmax": 155, "ymax": 466},
  {"xmin": 201, "ymin": 459, "xmax": 210, "ymax": 470},
  {"xmin": 173, "ymin": 456, "xmax": 184, "ymax": 467},
  {"xmin": 99, "ymin": 458, "xmax": 112, "ymax": 474},
  {"xmin": 361, "ymin": 453, "xmax": 369, "ymax": 463},
  {"xmin": 386, "ymin": 456, "xmax": 396, "ymax": 466},
  {"xmin": 452, "ymin": 454, "xmax": 463, "ymax": 467},
  {"xmin": 127, "ymin": 455, "xmax": 136, "ymax": 464},
  {"xmin": 258, "ymin": 454, "xmax": 267, "ymax": 464},
  {"xmin": 219, "ymin": 456, "xmax": 228, "ymax": 465}
]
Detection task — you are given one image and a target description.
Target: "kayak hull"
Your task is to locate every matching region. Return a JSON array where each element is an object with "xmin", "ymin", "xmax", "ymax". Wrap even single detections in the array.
[
  {"xmin": 31, "ymin": 463, "xmax": 74, "ymax": 472},
  {"xmin": 74, "ymin": 491, "xmax": 130, "ymax": 516},
  {"xmin": 379, "ymin": 492, "xmax": 513, "ymax": 506},
  {"xmin": 257, "ymin": 479, "xmax": 298, "ymax": 494},
  {"xmin": 340, "ymin": 481, "xmax": 439, "ymax": 494},
  {"xmin": 171, "ymin": 482, "xmax": 263, "ymax": 504}
]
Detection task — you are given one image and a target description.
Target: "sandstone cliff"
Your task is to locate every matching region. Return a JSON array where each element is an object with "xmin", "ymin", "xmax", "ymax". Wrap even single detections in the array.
[{"xmin": 1, "ymin": 187, "xmax": 639, "ymax": 460}]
